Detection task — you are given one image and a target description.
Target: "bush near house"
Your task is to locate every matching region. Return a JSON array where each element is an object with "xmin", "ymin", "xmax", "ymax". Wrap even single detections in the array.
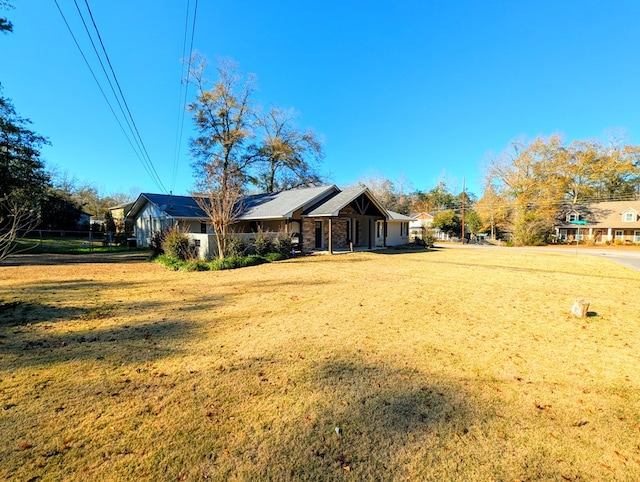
[{"xmin": 161, "ymin": 226, "xmax": 193, "ymax": 261}]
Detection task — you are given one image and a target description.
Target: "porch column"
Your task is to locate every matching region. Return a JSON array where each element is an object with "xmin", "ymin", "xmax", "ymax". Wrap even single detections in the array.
[
  {"xmin": 607, "ymin": 227, "xmax": 612, "ymax": 242},
  {"xmin": 328, "ymin": 218, "xmax": 333, "ymax": 254},
  {"xmin": 384, "ymin": 220, "xmax": 387, "ymax": 247},
  {"xmin": 350, "ymin": 217, "xmax": 354, "ymax": 252},
  {"xmin": 588, "ymin": 227, "xmax": 593, "ymax": 241},
  {"xmin": 368, "ymin": 219, "xmax": 372, "ymax": 249}
]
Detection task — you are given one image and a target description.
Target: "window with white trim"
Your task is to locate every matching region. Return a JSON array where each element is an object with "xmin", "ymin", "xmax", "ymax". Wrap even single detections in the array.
[
  {"xmin": 634, "ymin": 231, "xmax": 640, "ymax": 243},
  {"xmin": 615, "ymin": 230, "xmax": 624, "ymax": 240},
  {"xmin": 623, "ymin": 212, "xmax": 635, "ymax": 222}
]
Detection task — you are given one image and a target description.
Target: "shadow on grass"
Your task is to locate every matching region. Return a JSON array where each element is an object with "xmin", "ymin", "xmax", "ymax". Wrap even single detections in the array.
[
  {"xmin": 0, "ymin": 318, "xmax": 191, "ymax": 367},
  {"xmin": 204, "ymin": 353, "xmax": 486, "ymax": 479}
]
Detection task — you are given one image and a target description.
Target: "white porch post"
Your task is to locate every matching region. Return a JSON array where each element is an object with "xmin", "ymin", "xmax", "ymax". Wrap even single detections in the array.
[
  {"xmin": 328, "ymin": 218, "xmax": 333, "ymax": 254},
  {"xmin": 607, "ymin": 227, "xmax": 613, "ymax": 242}
]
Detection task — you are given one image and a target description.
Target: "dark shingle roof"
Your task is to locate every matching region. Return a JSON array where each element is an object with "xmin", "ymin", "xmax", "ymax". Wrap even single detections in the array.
[
  {"xmin": 128, "ymin": 186, "xmax": 340, "ymax": 221},
  {"xmin": 140, "ymin": 193, "xmax": 208, "ymax": 218}
]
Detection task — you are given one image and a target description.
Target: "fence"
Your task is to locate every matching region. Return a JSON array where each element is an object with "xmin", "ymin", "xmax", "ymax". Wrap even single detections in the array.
[{"xmin": 17, "ymin": 230, "xmax": 130, "ymax": 252}]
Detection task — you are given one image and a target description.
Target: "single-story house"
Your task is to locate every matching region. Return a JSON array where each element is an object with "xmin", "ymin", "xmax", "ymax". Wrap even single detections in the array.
[
  {"xmin": 555, "ymin": 200, "xmax": 640, "ymax": 244},
  {"xmin": 126, "ymin": 185, "xmax": 411, "ymax": 257}
]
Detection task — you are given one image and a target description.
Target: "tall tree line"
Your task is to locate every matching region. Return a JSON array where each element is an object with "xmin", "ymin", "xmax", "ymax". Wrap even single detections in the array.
[{"xmin": 482, "ymin": 134, "xmax": 640, "ymax": 245}]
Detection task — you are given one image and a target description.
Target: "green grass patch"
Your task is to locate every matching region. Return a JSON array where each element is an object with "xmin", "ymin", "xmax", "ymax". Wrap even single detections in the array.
[
  {"xmin": 155, "ymin": 253, "xmax": 284, "ymax": 271},
  {"xmin": 13, "ymin": 237, "xmax": 145, "ymax": 255}
]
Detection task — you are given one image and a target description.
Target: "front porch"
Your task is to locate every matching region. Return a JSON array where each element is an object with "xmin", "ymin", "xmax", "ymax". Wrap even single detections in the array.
[{"xmin": 556, "ymin": 226, "xmax": 640, "ymax": 244}]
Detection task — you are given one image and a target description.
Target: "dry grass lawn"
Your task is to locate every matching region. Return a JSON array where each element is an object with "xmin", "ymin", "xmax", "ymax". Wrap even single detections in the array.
[{"xmin": 1, "ymin": 247, "xmax": 639, "ymax": 481}]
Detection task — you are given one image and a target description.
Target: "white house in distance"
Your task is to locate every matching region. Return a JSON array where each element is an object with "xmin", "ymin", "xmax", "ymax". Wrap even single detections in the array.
[
  {"xmin": 125, "ymin": 185, "xmax": 412, "ymax": 257},
  {"xmin": 408, "ymin": 212, "xmax": 434, "ymax": 241}
]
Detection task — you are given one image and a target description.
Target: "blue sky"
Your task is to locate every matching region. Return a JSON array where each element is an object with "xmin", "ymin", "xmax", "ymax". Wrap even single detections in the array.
[{"xmin": 2, "ymin": 1, "xmax": 640, "ymax": 199}]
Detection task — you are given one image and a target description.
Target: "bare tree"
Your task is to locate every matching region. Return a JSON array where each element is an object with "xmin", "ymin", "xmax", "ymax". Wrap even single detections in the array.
[
  {"xmin": 0, "ymin": 194, "xmax": 38, "ymax": 262},
  {"xmin": 253, "ymin": 108, "xmax": 324, "ymax": 192},
  {"xmin": 189, "ymin": 56, "xmax": 256, "ymax": 258}
]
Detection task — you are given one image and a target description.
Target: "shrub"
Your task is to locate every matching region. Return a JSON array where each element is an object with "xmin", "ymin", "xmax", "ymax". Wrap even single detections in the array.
[
  {"xmin": 113, "ymin": 232, "xmax": 128, "ymax": 247},
  {"xmin": 155, "ymin": 254, "xmax": 183, "ymax": 271},
  {"xmin": 225, "ymin": 237, "xmax": 247, "ymax": 257},
  {"xmin": 614, "ymin": 238, "xmax": 623, "ymax": 245},
  {"xmin": 182, "ymin": 260, "xmax": 210, "ymax": 271},
  {"xmin": 149, "ymin": 228, "xmax": 169, "ymax": 257},
  {"xmin": 265, "ymin": 252, "xmax": 286, "ymax": 262},
  {"xmin": 208, "ymin": 255, "xmax": 269, "ymax": 271},
  {"xmin": 423, "ymin": 233, "xmax": 436, "ymax": 248},
  {"xmin": 162, "ymin": 226, "xmax": 192, "ymax": 261},
  {"xmin": 253, "ymin": 233, "xmax": 273, "ymax": 256},
  {"xmin": 273, "ymin": 233, "xmax": 292, "ymax": 258}
]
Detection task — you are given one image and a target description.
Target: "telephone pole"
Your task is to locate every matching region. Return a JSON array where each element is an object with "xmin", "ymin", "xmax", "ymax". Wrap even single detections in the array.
[{"xmin": 461, "ymin": 177, "xmax": 465, "ymax": 243}]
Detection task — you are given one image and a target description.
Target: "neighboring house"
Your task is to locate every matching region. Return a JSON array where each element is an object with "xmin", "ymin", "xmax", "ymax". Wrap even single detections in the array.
[
  {"xmin": 126, "ymin": 185, "xmax": 411, "ymax": 257},
  {"xmin": 76, "ymin": 211, "xmax": 91, "ymax": 229},
  {"xmin": 555, "ymin": 200, "xmax": 640, "ymax": 243},
  {"xmin": 408, "ymin": 212, "xmax": 434, "ymax": 241},
  {"xmin": 109, "ymin": 201, "xmax": 135, "ymax": 233}
]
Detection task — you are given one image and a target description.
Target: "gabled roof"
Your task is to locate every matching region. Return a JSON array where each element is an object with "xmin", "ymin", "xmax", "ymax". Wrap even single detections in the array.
[
  {"xmin": 238, "ymin": 185, "xmax": 338, "ymax": 220},
  {"xmin": 557, "ymin": 200, "xmax": 640, "ymax": 228},
  {"xmin": 127, "ymin": 186, "xmax": 341, "ymax": 222},
  {"xmin": 387, "ymin": 210, "xmax": 413, "ymax": 221},
  {"xmin": 303, "ymin": 186, "xmax": 388, "ymax": 218},
  {"xmin": 128, "ymin": 193, "xmax": 208, "ymax": 220},
  {"xmin": 409, "ymin": 212, "xmax": 434, "ymax": 220}
]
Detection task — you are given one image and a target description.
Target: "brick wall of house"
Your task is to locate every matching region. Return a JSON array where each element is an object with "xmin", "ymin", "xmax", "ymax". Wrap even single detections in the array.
[
  {"xmin": 302, "ymin": 219, "xmax": 318, "ymax": 251},
  {"xmin": 333, "ymin": 218, "xmax": 349, "ymax": 249},
  {"xmin": 301, "ymin": 217, "xmax": 353, "ymax": 251}
]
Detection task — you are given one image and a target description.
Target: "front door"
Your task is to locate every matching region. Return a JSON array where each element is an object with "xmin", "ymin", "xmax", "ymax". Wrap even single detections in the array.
[{"xmin": 315, "ymin": 221, "xmax": 323, "ymax": 249}]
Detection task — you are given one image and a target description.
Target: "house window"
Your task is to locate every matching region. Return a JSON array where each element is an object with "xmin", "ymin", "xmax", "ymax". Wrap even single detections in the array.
[
  {"xmin": 568, "ymin": 213, "xmax": 580, "ymax": 222},
  {"xmin": 200, "ymin": 222, "xmax": 207, "ymax": 233},
  {"xmin": 623, "ymin": 212, "xmax": 635, "ymax": 222},
  {"xmin": 634, "ymin": 231, "xmax": 640, "ymax": 243},
  {"xmin": 615, "ymin": 230, "xmax": 624, "ymax": 241},
  {"xmin": 576, "ymin": 230, "xmax": 584, "ymax": 241}
]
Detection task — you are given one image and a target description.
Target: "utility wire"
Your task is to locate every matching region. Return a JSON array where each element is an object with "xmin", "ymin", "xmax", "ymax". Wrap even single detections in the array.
[
  {"xmin": 79, "ymin": 0, "xmax": 167, "ymax": 193},
  {"xmin": 54, "ymin": 0, "xmax": 167, "ymax": 193},
  {"xmin": 53, "ymin": 0, "xmax": 152, "ymax": 183},
  {"xmin": 80, "ymin": 0, "xmax": 167, "ymax": 193},
  {"xmin": 171, "ymin": 0, "xmax": 199, "ymax": 193}
]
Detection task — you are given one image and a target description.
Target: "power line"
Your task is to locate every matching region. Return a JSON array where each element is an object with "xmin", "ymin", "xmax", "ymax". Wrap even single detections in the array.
[
  {"xmin": 80, "ymin": 0, "xmax": 167, "ymax": 193},
  {"xmin": 53, "ymin": 0, "xmax": 142, "ymax": 166},
  {"xmin": 53, "ymin": 0, "xmax": 167, "ymax": 193},
  {"xmin": 171, "ymin": 0, "xmax": 199, "ymax": 193}
]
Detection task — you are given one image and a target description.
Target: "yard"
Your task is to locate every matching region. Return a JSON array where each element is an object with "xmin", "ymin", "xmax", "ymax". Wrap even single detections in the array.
[{"xmin": 1, "ymin": 247, "xmax": 639, "ymax": 480}]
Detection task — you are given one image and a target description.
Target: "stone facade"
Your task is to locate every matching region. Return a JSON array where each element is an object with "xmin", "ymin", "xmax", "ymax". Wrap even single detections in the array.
[
  {"xmin": 301, "ymin": 216, "xmax": 364, "ymax": 252},
  {"xmin": 302, "ymin": 218, "xmax": 318, "ymax": 252}
]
